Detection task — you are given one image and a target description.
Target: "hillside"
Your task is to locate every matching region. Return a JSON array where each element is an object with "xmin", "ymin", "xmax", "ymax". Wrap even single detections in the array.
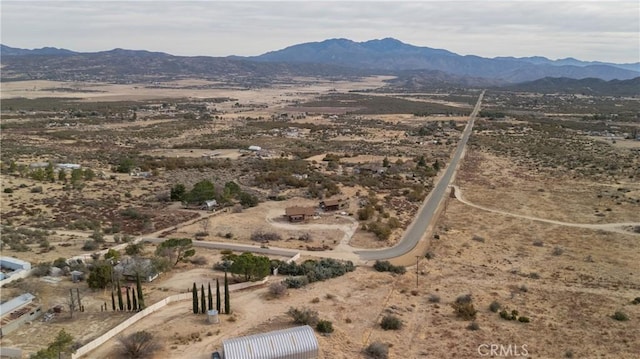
[{"xmin": 504, "ymin": 77, "xmax": 640, "ymax": 96}]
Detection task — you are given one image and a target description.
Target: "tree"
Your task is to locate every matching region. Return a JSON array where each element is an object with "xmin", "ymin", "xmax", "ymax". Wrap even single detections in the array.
[
  {"xmin": 229, "ymin": 252, "xmax": 270, "ymax": 281},
  {"xmin": 132, "ymin": 287, "xmax": 138, "ymax": 311},
  {"xmin": 84, "ymin": 168, "xmax": 96, "ymax": 181},
  {"xmin": 207, "ymin": 283, "xmax": 213, "ymax": 311},
  {"xmin": 70, "ymin": 168, "xmax": 83, "ymax": 184},
  {"xmin": 416, "ymin": 155, "xmax": 427, "ymax": 168},
  {"xmin": 238, "ymin": 191, "xmax": 259, "ymax": 208},
  {"xmin": 45, "ymin": 162, "xmax": 55, "ymax": 182},
  {"xmin": 117, "ymin": 281, "xmax": 124, "ymax": 311},
  {"xmin": 117, "ymin": 330, "xmax": 162, "ymax": 358},
  {"xmin": 136, "ymin": 274, "xmax": 145, "ymax": 309},
  {"xmin": 104, "ymin": 248, "xmax": 120, "ymax": 261},
  {"xmin": 58, "ymin": 169, "xmax": 67, "ymax": 182},
  {"xmin": 200, "ymin": 284, "xmax": 206, "ymax": 314},
  {"xmin": 111, "ymin": 289, "xmax": 116, "ymax": 311},
  {"xmin": 155, "ymin": 238, "xmax": 195, "ymax": 266},
  {"xmin": 170, "ymin": 183, "xmax": 186, "ymax": 201},
  {"xmin": 116, "ymin": 157, "xmax": 135, "ymax": 173},
  {"xmin": 382, "ymin": 156, "xmax": 390, "ymax": 167},
  {"xmin": 125, "ymin": 242, "xmax": 143, "ymax": 256},
  {"xmin": 126, "ymin": 287, "xmax": 132, "ymax": 311},
  {"xmin": 192, "ymin": 283, "xmax": 198, "ymax": 314},
  {"xmin": 186, "ymin": 180, "xmax": 216, "ymax": 204},
  {"xmin": 216, "ymin": 278, "xmax": 221, "ymax": 312},
  {"xmin": 224, "ymin": 271, "xmax": 230, "ymax": 314},
  {"xmin": 31, "ymin": 329, "xmax": 74, "ymax": 359},
  {"xmin": 87, "ymin": 261, "xmax": 114, "ymax": 289}
]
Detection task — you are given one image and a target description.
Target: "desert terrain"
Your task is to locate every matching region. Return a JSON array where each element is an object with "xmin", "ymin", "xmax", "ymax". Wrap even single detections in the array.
[{"xmin": 1, "ymin": 76, "xmax": 639, "ymax": 359}]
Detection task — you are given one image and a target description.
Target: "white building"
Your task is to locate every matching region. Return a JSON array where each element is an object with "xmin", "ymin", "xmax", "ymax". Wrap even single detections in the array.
[{"xmin": 222, "ymin": 325, "xmax": 319, "ymax": 359}]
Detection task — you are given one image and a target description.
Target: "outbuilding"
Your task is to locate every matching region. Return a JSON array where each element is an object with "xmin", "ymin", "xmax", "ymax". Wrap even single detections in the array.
[{"xmin": 222, "ymin": 325, "xmax": 319, "ymax": 359}]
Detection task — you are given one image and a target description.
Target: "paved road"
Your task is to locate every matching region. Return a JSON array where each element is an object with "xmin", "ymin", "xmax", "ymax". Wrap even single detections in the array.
[{"xmin": 355, "ymin": 91, "xmax": 485, "ymax": 261}]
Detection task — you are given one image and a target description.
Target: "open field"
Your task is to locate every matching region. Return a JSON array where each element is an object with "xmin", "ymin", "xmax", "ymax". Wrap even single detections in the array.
[{"xmin": 1, "ymin": 76, "xmax": 639, "ymax": 358}]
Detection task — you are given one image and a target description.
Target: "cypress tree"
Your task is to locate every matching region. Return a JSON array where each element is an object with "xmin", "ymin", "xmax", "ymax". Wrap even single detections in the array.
[
  {"xmin": 111, "ymin": 289, "xmax": 116, "ymax": 311},
  {"xmin": 126, "ymin": 287, "xmax": 132, "ymax": 311},
  {"xmin": 216, "ymin": 279, "xmax": 221, "ymax": 312},
  {"xmin": 192, "ymin": 283, "xmax": 198, "ymax": 314},
  {"xmin": 207, "ymin": 283, "xmax": 213, "ymax": 311},
  {"xmin": 200, "ymin": 284, "xmax": 206, "ymax": 314},
  {"xmin": 136, "ymin": 274, "xmax": 145, "ymax": 309},
  {"xmin": 224, "ymin": 271, "xmax": 230, "ymax": 314},
  {"xmin": 117, "ymin": 281, "xmax": 124, "ymax": 311},
  {"xmin": 132, "ymin": 287, "xmax": 138, "ymax": 311}
]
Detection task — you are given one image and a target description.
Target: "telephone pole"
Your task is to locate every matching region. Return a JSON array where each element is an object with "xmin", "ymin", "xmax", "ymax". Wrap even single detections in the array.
[{"xmin": 415, "ymin": 255, "xmax": 420, "ymax": 288}]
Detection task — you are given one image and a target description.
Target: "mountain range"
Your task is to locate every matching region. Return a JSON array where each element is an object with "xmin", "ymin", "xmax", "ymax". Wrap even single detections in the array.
[{"xmin": 1, "ymin": 39, "xmax": 639, "ymax": 92}]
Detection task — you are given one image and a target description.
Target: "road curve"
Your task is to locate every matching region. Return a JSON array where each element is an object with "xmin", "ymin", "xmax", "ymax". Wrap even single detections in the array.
[{"xmin": 355, "ymin": 91, "xmax": 485, "ymax": 261}]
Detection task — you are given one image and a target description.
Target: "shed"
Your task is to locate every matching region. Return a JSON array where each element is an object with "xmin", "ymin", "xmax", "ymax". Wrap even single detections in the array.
[
  {"xmin": 70, "ymin": 271, "xmax": 84, "ymax": 282},
  {"xmin": 223, "ymin": 325, "xmax": 319, "ymax": 359},
  {"xmin": 319, "ymin": 198, "xmax": 347, "ymax": 212}
]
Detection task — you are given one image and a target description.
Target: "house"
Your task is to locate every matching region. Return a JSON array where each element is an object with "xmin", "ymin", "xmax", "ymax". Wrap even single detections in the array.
[
  {"xmin": 284, "ymin": 206, "xmax": 316, "ymax": 222},
  {"xmin": 222, "ymin": 325, "xmax": 318, "ymax": 359},
  {"xmin": 201, "ymin": 199, "xmax": 218, "ymax": 211},
  {"xmin": 320, "ymin": 198, "xmax": 347, "ymax": 212},
  {"xmin": 114, "ymin": 257, "xmax": 159, "ymax": 282},
  {"xmin": 0, "ymin": 293, "xmax": 42, "ymax": 337}
]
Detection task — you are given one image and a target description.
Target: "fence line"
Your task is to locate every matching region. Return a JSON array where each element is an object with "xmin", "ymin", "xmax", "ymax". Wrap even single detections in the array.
[{"xmin": 71, "ymin": 277, "xmax": 269, "ymax": 359}]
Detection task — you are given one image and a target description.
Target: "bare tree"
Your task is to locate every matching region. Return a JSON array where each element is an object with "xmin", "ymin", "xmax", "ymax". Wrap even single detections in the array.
[{"xmin": 117, "ymin": 331, "xmax": 162, "ymax": 358}]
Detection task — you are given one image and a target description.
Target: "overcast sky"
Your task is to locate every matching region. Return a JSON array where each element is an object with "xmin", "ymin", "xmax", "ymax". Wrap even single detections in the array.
[{"xmin": 2, "ymin": 1, "xmax": 639, "ymax": 63}]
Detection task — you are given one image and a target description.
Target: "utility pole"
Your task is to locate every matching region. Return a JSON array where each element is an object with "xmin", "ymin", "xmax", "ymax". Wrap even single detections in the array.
[{"xmin": 415, "ymin": 255, "xmax": 420, "ymax": 288}]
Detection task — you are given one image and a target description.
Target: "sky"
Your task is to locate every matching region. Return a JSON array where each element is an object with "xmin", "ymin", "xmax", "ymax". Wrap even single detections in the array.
[{"xmin": 1, "ymin": 1, "xmax": 639, "ymax": 63}]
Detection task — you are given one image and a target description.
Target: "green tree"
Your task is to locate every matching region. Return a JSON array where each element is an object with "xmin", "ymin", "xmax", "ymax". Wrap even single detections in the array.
[
  {"xmin": 238, "ymin": 191, "xmax": 259, "ymax": 208},
  {"xmin": 224, "ymin": 271, "xmax": 230, "ymax": 314},
  {"xmin": 58, "ymin": 169, "xmax": 67, "ymax": 182},
  {"xmin": 117, "ymin": 281, "xmax": 124, "ymax": 311},
  {"xmin": 170, "ymin": 183, "xmax": 186, "ymax": 201},
  {"xmin": 84, "ymin": 168, "xmax": 96, "ymax": 181},
  {"xmin": 382, "ymin": 157, "xmax": 390, "ymax": 167},
  {"xmin": 31, "ymin": 329, "xmax": 74, "ymax": 359},
  {"xmin": 200, "ymin": 284, "xmax": 206, "ymax": 314},
  {"xmin": 155, "ymin": 238, "xmax": 195, "ymax": 266},
  {"xmin": 192, "ymin": 282, "xmax": 198, "ymax": 314},
  {"xmin": 45, "ymin": 162, "xmax": 55, "ymax": 182},
  {"xmin": 207, "ymin": 282, "xmax": 213, "ymax": 311},
  {"xmin": 111, "ymin": 289, "xmax": 116, "ymax": 311},
  {"xmin": 136, "ymin": 274, "xmax": 145, "ymax": 309},
  {"xmin": 104, "ymin": 248, "xmax": 120, "ymax": 261},
  {"xmin": 87, "ymin": 261, "xmax": 113, "ymax": 289},
  {"xmin": 126, "ymin": 287, "xmax": 132, "ymax": 311},
  {"xmin": 186, "ymin": 180, "xmax": 216, "ymax": 204},
  {"xmin": 116, "ymin": 157, "xmax": 135, "ymax": 173},
  {"xmin": 416, "ymin": 155, "xmax": 427, "ymax": 168},
  {"xmin": 125, "ymin": 242, "xmax": 143, "ymax": 256},
  {"xmin": 216, "ymin": 278, "xmax": 221, "ymax": 312},
  {"xmin": 229, "ymin": 252, "xmax": 270, "ymax": 281}
]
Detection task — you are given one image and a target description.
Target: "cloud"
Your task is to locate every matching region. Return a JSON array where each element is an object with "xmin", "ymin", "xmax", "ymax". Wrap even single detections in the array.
[{"xmin": 1, "ymin": 1, "xmax": 638, "ymax": 62}]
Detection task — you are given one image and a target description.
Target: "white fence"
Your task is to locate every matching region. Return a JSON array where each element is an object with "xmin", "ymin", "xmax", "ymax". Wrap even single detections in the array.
[
  {"xmin": 0, "ymin": 268, "xmax": 33, "ymax": 287},
  {"xmin": 71, "ymin": 277, "xmax": 269, "ymax": 359}
]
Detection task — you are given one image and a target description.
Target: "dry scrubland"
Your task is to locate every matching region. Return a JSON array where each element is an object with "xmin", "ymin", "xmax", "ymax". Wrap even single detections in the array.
[{"xmin": 1, "ymin": 79, "xmax": 639, "ymax": 358}]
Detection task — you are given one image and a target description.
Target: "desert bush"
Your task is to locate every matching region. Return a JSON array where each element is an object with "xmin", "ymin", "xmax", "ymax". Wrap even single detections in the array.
[
  {"xmin": 3, "ymin": 188, "xmax": 13, "ymax": 193},
  {"xmin": 518, "ymin": 316, "xmax": 530, "ymax": 323},
  {"xmin": 532, "ymin": 240, "xmax": 544, "ymax": 247},
  {"xmin": 31, "ymin": 186, "xmax": 43, "ymax": 193},
  {"xmin": 632, "ymin": 297, "xmax": 640, "ymax": 305},
  {"xmin": 118, "ymin": 330, "xmax": 162, "ymax": 358},
  {"xmin": 451, "ymin": 294, "xmax": 477, "ymax": 320},
  {"xmin": 190, "ymin": 256, "xmax": 208, "ymax": 265},
  {"xmin": 277, "ymin": 258, "xmax": 355, "ymax": 284},
  {"xmin": 611, "ymin": 311, "xmax": 629, "ymax": 321},
  {"xmin": 380, "ymin": 315, "xmax": 402, "ymax": 330},
  {"xmin": 365, "ymin": 341, "xmax": 388, "ymax": 359},
  {"xmin": 428, "ymin": 294, "xmax": 441, "ymax": 303},
  {"xmin": 268, "ymin": 282, "xmax": 288, "ymax": 298},
  {"xmin": 489, "ymin": 301, "xmax": 501, "ymax": 313},
  {"xmin": 373, "ymin": 260, "xmax": 406, "ymax": 274},
  {"xmin": 529, "ymin": 272, "xmax": 540, "ymax": 279},
  {"xmin": 250, "ymin": 231, "xmax": 282, "ymax": 243},
  {"xmin": 82, "ymin": 240, "xmax": 99, "ymax": 251},
  {"xmin": 467, "ymin": 321, "xmax": 480, "ymax": 330},
  {"xmin": 499, "ymin": 309, "xmax": 520, "ymax": 321},
  {"xmin": 519, "ymin": 285, "xmax": 528, "ymax": 292},
  {"xmin": 552, "ymin": 246, "xmax": 564, "ymax": 256},
  {"xmin": 425, "ymin": 251, "xmax": 435, "ymax": 260},
  {"xmin": 125, "ymin": 243, "xmax": 143, "ymax": 256},
  {"xmin": 32, "ymin": 263, "xmax": 51, "ymax": 277},
  {"xmin": 471, "ymin": 235, "xmax": 485, "ymax": 243},
  {"xmin": 316, "ymin": 320, "xmax": 334, "ymax": 334},
  {"xmin": 287, "ymin": 307, "xmax": 319, "ymax": 326}
]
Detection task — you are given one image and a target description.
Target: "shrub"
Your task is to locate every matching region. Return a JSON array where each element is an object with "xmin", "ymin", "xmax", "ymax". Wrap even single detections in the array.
[
  {"xmin": 284, "ymin": 276, "xmax": 309, "ymax": 289},
  {"xmin": 380, "ymin": 315, "xmax": 402, "ymax": 330},
  {"xmin": 532, "ymin": 240, "xmax": 544, "ymax": 247},
  {"xmin": 552, "ymin": 246, "xmax": 564, "ymax": 256},
  {"xmin": 428, "ymin": 294, "xmax": 441, "ymax": 303},
  {"xmin": 365, "ymin": 342, "xmax": 388, "ymax": 359},
  {"xmin": 451, "ymin": 294, "xmax": 477, "ymax": 320},
  {"xmin": 632, "ymin": 297, "xmax": 640, "ymax": 305},
  {"xmin": 118, "ymin": 330, "xmax": 162, "ymax": 358},
  {"xmin": 190, "ymin": 256, "xmax": 208, "ymax": 265},
  {"xmin": 82, "ymin": 240, "xmax": 99, "ymax": 251},
  {"xmin": 471, "ymin": 235, "xmax": 485, "ymax": 243},
  {"xmin": 373, "ymin": 260, "xmax": 406, "ymax": 274},
  {"xmin": 250, "ymin": 231, "xmax": 282, "ymax": 243},
  {"xmin": 31, "ymin": 186, "xmax": 43, "ymax": 193},
  {"xmin": 3, "ymin": 188, "xmax": 13, "ymax": 193},
  {"xmin": 518, "ymin": 316, "xmax": 530, "ymax": 323},
  {"xmin": 32, "ymin": 263, "xmax": 51, "ymax": 277},
  {"xmin": 489, "ymin": 301, "xmax": 501, "ymax": 313},
  {"xmin": 268, "ymin": 282, "xmax": 288, "ymax": 298},
  {"xmin": 287, "ymin": 307, "xmax": 319, "ymax": 326},
  {"xmin": 425, "ymin": 251, "xmax": 435, "ymax": 260},
  {"xmin": 467, "ymin": 321, "xmax": 480, "ymax": 330},
  {"xmin": 316, "ymin": 320, "xmax": 334, "ymax": 334},
  {"xmin": 611, "ymin": 311, "xmax": 629, "ymax": 321}
]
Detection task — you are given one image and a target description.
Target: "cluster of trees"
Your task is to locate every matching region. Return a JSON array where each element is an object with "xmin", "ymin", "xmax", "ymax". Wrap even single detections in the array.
[
  {"xmin": 31, "ymin": 329, "xmax": 76, "ymax": 359},
  {"xmin": 155, "ymin": 238, "xmax": 195, "ymax": 266},
  {"xmin": 110, "ymin": 276, "xmax": 146, "ymax": 312},
  {"xmin": 218, "ymin": 252, "xmax": 271, "ymax": 281},
  {"xmin": 276, "ymin": 258, "xmax": 355, "ymax": 288},
  {"xmin": 192, "ymin": 274, "xmax": 230, "ymax": 314},
  {"xmin": 21, "ymin": 162, "xmax": 96, "ymax": 189},
  {"xmin": 170, "ymin": 180, "xmax": 258, "ymax": 208}
]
